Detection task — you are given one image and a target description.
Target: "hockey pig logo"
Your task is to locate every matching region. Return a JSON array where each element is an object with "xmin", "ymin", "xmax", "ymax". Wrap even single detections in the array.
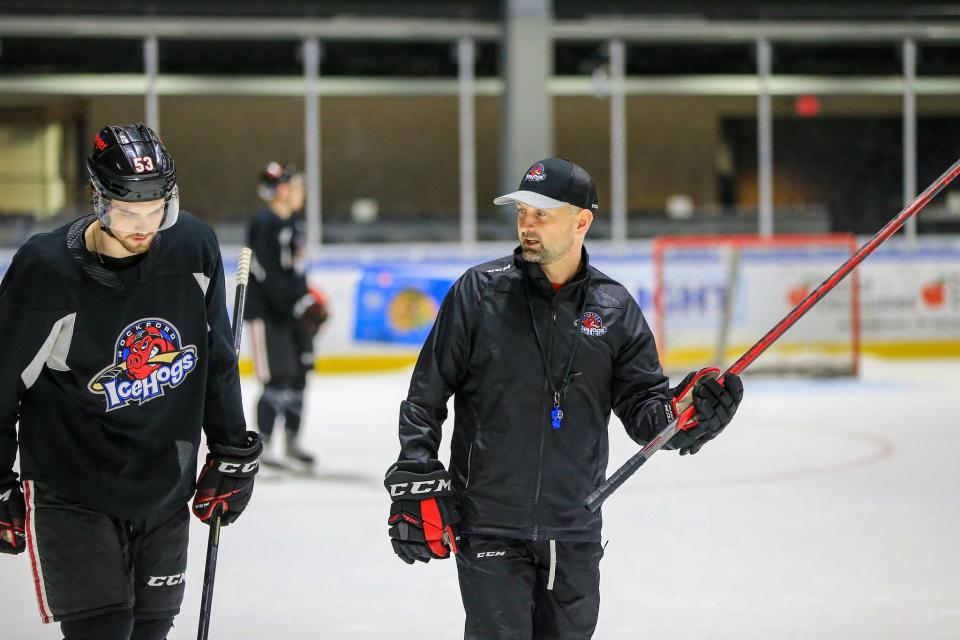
[
  {"xmin": 524, "ymin": 163, "xmax": 547, "ymax": 183},
  {"xmin": 88, "ymin": 319, "xmax": 197, "ymax": 411},
  {"xmin": 580, "ymin": 311, "xmax": 607, "ymax": 336}
]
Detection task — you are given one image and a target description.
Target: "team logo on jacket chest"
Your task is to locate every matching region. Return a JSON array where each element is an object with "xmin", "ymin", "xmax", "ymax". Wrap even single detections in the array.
[
  {"xmin": 88, "ymin": 318, "xmax": 198, "ymax": 411},
  {"xmin": 580, "ymin": 311, "xmax": 608, "ymax": 336}
]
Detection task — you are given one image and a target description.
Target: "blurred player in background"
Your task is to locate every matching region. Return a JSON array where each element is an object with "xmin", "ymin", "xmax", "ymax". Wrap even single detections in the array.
[
  {"xmin": 245, "ymin": 162, "xmax": 328, "ymax": 472},
  {"xmin": 0, "ymin": 124, "xmax": 260, "ymax": 639},
  {"xmin": 385, "ymin": 158, "xmax": 744, "ymax": 639}
]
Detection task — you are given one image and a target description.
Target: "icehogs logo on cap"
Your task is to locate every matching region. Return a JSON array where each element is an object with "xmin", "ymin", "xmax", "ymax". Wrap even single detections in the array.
[
  {"xmin": 88, "ymin": 318, "xmax": 198, "ymax": 411},
  {"xmin": 580, "ymin": 311, "xmax": 607, "ymax": 337},
  {"xmin": 523, "ymin": 163, "xmax": 547, "ymax": 183}
]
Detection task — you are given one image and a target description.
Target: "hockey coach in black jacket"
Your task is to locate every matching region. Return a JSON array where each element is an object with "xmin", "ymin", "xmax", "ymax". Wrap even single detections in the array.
[
  {"xmin": 385, "ymin": 158, "xmax": 744, "ymax": 639},
  {"xmin": 0, "ymin": 124, "xmax": 261, "ymax": 640}
]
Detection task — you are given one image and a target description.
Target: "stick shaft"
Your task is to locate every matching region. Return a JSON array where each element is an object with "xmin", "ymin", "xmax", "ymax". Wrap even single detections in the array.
[
  {"xmin": 584, "ymin": 410, "xmax": 686, "ymax": 513},
  {"xmin": 727, "ymin": 157, "xmax": 960, "ymax": 377},
  {"xmin": 196, "ymin": 518, "xmax": 221, "ymax": 640},
  {"xmin": 585, "ymin": 157, "xmax": 960, "ymax": 513},
  {"xmin": 197, "ymin": 247, "xmax": 253, "ymax": 640},
  {"xmin": 231, "ymin": 248, "xmax": 253, "ymax": 359}
]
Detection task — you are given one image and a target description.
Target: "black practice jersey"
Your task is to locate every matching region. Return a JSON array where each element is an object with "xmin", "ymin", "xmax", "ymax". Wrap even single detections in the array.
[
  {"xmin": 244, "ymin": 209, "xmax": 308, "ymax": 321},
  {"xmin": 398, "ymin": 247, "xmax": 673, "ymax": 542},
  {"xmin": 0, "ymin": 213, "xmax": 247, "ymax": 518}
]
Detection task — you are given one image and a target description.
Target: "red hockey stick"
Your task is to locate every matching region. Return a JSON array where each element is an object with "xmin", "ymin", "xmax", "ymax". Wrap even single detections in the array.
[{"xmin": 584, "ymin": 156, "xmax": 960, "ymax": 514}]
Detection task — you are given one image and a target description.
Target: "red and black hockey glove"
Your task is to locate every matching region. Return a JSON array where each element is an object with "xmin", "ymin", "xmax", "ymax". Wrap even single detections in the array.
[
  {"xmin": 666, "ymin": 368, "xmax": 744, "ymax": 456},
  {"xmin": 384, "ymin": 460, "xmax": 460, "ymax": 565},
  {"xmin": 0, "ymin": 480, "xmax": 26, "ymax": 555},
  {"xmin": 293, "ymin": 288, "xmax": 329, "ymax": 336},
  {"xmin": 192, "ymin": 432, "xmax": 262, "ymax": 526}
]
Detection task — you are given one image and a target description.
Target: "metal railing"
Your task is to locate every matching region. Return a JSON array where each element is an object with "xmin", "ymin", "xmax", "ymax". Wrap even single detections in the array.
[{"xmin": 1, "ymin": 14, "xmax": 959, "ymax": 249}]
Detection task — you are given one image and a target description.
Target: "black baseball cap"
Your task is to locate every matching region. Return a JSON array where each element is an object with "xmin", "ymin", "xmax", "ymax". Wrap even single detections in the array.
[{"xmin": 494, "ymin": 158, "xmax": 599, "ymax": 212}]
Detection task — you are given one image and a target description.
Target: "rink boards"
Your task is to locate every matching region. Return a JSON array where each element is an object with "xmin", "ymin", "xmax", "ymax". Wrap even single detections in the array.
[
  {"xmin": 240, "ymin": 238, "xmax": 960, "ymax": 372},
  {"xmin": 3, "ymin": 237, "xmax": 960, "ymax": 373}
]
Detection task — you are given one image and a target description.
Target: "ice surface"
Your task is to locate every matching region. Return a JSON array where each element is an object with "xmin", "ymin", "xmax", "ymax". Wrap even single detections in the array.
[{"xmin": 3, "ymin": 357, "xmax": 959, "ymax": 639}]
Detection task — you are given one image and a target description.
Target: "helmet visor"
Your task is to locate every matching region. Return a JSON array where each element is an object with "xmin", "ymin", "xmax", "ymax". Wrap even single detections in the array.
[{"xmin": 95, "ymin": 186, "xmax": 180, "ymax": 234}]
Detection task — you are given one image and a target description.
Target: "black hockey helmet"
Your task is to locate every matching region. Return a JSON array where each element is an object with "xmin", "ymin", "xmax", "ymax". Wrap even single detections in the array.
[
  {"xmin": 257, "ymin": 161, "xmax": 300, "ymax": 201},
  {"xmin": 87, "ymin": 123, "xmax": 179, "ymax": 232}
]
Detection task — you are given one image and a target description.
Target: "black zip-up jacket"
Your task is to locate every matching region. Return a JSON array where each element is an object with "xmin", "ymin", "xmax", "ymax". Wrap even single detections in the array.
[
  {"xmin": 244, "ymin": 209, "xmax": 308, "ymax": 322},
  {"xmin": 0, "ymin": 213, "xmax": 247, "ymax": 518},
  {"xmin": 398, "ymin": 246, "xmax": 672, "ymax": 542}
]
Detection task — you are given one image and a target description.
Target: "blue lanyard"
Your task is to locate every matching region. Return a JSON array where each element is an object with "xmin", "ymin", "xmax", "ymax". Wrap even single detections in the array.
[{"xmin": 522, "ymin": 274, "xmax": 588, "ymax": 430}]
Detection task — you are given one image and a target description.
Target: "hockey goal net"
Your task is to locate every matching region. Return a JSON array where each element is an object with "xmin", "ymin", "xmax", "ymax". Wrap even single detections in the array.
[{"xmin": 652, "ymin": 234, "xmax": 860, "ymax": 377}]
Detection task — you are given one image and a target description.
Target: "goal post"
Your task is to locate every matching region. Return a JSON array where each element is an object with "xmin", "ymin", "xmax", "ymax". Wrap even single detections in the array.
[{"xmin": 652, "ymin": 234, "xmax": 861, "ymax": 377}]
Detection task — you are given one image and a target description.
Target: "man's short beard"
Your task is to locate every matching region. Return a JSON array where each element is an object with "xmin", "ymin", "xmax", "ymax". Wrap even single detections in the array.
[
  {"xmin": 521, "ymin": 236, "xmax": 573, "ymax": 265},
  {"xmin": 522, "ymin": 246, "xmax": 554, "ymax": 264},
  {"xmin": 115, "ymin": 233, "xmax": 155, "ymax": 255}
]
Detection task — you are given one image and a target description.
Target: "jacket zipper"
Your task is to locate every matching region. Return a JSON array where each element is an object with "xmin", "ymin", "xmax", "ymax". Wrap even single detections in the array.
[{"xmin": 532, "ymin": 293, "xmax": 560, "ymax": 541}]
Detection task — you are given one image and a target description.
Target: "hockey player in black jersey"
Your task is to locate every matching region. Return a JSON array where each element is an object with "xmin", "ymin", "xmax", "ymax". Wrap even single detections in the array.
[
  {"xmin": 385, "ymin": 158, "xmax": 744, "ymax": 639},
  {"xmin": 244, "ymin": 162, "xmax": 327, "ymax": 471},
  {"xmin": 0, "ymin": 123, "xmax": 261, "ymax": 640}
]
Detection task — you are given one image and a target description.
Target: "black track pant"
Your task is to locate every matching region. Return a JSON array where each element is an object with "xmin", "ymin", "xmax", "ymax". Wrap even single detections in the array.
[
  {"xmin": 455, "ymin": 534, "xmax": 603, "ymax": 640},
  {"xmin": 22, "ymin": 481, "xmax": 188, "ymax": 638},
  {"xmin": 248, "ymin": 316, "xmax": 312, "ymax": 442}
]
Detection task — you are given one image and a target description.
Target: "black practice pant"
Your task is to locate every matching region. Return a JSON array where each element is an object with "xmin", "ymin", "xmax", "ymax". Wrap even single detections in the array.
[
  {"xmin": 248, "ymin": 316, "xmax": 313, "ymax": 441},
  {"xmin": 21, "ymin": 481, "xmax": 188, "ymax": 639},
  {"xmin": 455, "ymin": 533, "xmax": 604, "ymax": 640},
  {"xmin": 60, "ymin": 611, "xmax": 174, "ymax": 640}
]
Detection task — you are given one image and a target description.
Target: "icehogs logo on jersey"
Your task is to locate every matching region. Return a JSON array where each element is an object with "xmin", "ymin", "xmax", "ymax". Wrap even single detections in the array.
[
  {"xmin": 88, "ymin": 318, "xmax": 198, "ymax": 411},
  {"xmin": 580, "ymin": 311, "xmax": 607, "ymax": 336}
]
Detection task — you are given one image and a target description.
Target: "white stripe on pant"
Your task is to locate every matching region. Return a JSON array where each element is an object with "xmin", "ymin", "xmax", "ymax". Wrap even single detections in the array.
[{"xmin": 546, "ymin": 539, "xmax": 557, "ymax": 591}]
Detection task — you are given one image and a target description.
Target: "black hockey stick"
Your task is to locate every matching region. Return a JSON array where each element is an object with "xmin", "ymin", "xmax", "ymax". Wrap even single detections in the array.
[
  {"xmin": 197, "ymin": 247, "xmax": 253, "ymax": 640},
  {"xmin": 584, "ymin": 156, "xmax": 960, "ymax": 514}
]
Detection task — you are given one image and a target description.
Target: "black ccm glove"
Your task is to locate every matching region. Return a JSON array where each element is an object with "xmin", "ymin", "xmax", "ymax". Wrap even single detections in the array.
[
  {"xmin": 665, "ymin": 368, "xmax": 744, "ymax": 455},
  {"xmin": 0, "ymin": 481, "xmax": 26, "ymax": 555},
  {"xmin": 192, "ymin": 432, "xmax": 262, "ymax": 526},
  {"xmin": 385, "ymin": 460, "xmax": 460, "ymax": 564}
]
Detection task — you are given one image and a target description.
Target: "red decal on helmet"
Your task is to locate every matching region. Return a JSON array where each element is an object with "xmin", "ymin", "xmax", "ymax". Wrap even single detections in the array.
[{"xmin": 265, "ymin": 162, "xmax": 285, "ymax": 179}]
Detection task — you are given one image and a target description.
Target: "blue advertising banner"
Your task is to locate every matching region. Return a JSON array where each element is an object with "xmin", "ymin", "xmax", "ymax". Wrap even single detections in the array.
[{"xmin": 354, "ymin": 267, "xmax": 455, "ymax": 345}]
